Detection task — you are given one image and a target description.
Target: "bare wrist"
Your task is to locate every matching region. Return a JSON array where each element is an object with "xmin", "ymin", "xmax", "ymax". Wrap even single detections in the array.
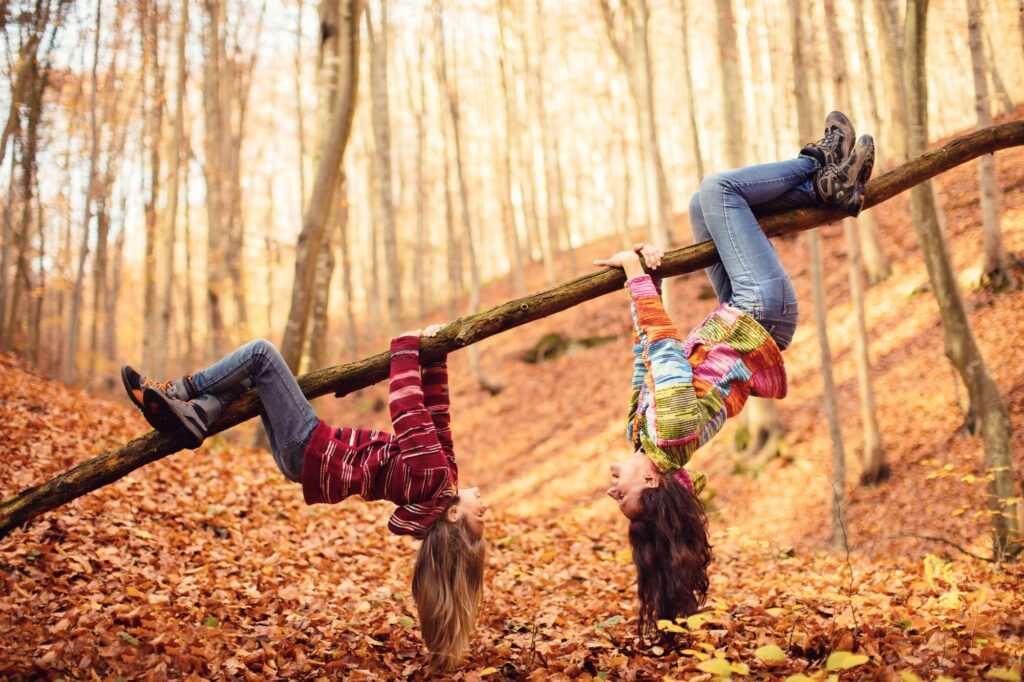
[{"xmin": 621, "ymin": 254, "xmax": 645, "ymax": 280}]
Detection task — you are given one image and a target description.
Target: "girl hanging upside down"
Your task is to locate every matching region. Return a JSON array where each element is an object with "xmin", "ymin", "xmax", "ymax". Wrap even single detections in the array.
[
  {"xmin": 595, "ymin": 112, "xmax": 874, "ymax": 640},
  {"xmin": 120, "ymin": 324, "xmax": 486, "ymax": 672}
]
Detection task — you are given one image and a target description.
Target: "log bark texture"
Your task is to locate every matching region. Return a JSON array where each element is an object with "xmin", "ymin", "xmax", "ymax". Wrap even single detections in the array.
[{"xmin": 1, "ymin": 120, "xmax": 1023, "ymax": 540}]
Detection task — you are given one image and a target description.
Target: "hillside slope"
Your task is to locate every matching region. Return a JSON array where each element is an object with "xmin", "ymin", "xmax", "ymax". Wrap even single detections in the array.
[{"xmin": 2, "ymin": 128, "xmax": 1024, "ymax": 679}]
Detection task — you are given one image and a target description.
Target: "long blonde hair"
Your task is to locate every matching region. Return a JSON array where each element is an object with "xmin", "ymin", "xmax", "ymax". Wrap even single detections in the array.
[{"xmin": 411, "ymin": 510, "xmax": 486, "ymax": 672}]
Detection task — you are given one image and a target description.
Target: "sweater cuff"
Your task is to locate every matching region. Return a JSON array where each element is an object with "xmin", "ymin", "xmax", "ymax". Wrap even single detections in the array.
[
  {"xmin": 625, "ymin": 274, "xmax": 659, "ymax": 298},
  {"xmin": 390, "ymin": 334, "xmax": 421, "ymax": 354}
]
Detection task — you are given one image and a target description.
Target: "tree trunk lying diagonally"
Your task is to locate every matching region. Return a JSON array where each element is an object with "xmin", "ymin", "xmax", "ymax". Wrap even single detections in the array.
[{"xmin": 1, "ymin": 120, "xmax": 1023, "ymax": 541}]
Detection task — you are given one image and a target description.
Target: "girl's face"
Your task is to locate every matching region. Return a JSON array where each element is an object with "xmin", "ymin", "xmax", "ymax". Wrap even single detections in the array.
[
  {"xmin": 455, "ymin": 487, "xmax": 488, "ymax": 537},
  {"xmin": 608, "ymin": 450, "xmax": 660, "ymax": 519}
]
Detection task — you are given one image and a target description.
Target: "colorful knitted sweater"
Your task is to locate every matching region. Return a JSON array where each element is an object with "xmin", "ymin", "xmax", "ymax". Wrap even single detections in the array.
[
  {"xmin": 626, "ymin": 275, "xmax": 788, "ymax": 489},
  {"xmin": 301, "ymin": 335, "xmax": 457, "ymax": 538}
]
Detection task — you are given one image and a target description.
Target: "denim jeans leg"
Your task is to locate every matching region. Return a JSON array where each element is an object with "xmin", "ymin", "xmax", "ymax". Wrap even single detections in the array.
[
  {"xmin": 697, "ymin": 156, "xmax": 819, "ymax": 349},
  {"xmin": 688, "ymin": 191, "xmax": 733, "ymax": 304},
  {"xmin": 189, "ymin": 339, "xmax": 318, "ymax": 482}
]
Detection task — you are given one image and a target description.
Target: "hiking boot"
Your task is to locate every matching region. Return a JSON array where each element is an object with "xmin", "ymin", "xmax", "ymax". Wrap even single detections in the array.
[
  {"xmin": 800, "ymin": 111, "xmax": 855, "ymax": 168},
  {"xmin": 121, "ymin": 364, "xmax": 194, "ymax": 430},
  {"xmin": 142, "ymin": 389, "xmax": 224, "ymax": 449},
  {"xmin": 813, "ymin": 134, "xmax": 875, "ymax": 217}
]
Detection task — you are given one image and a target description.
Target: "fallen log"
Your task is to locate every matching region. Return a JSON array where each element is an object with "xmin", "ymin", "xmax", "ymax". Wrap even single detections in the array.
[{"xmin": 1, "ymin": 119, "xmax": 1022, "ymax": 541}]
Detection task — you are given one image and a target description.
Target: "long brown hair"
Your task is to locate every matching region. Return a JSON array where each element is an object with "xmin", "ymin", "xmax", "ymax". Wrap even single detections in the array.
[
  {"xmin": 628, "ymin": 473, "xmax": 712, "ymax": 641},
  {"xmin": 411, "ymin": 506, "xmax": 486, "ymax": 672}
]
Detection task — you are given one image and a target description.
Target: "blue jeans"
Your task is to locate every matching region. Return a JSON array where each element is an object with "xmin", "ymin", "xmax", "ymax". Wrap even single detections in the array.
[
  {"xmin": 189, "ymin": 339, "xmax": 318, "ymax": 483},
  {"xmin": 688, "ymin": 156, "xmax": 821, "ymax": 350}
]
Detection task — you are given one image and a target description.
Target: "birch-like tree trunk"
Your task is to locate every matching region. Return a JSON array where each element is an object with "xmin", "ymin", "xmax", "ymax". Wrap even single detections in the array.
[
  {"xmin": 365, "ymin": 0, "xmax": 402, "ymax": 332},
  {"xmin": 410, "ymin": 32, "xmax": 435, "ymax": 314},
  {"xmin": 533, "ymin": 0, "xmax": 575, "ymax": 276},
  {"xmin": 679, "ymin": 0, "xmax": 704, "ymax": 181},
  {"xmin": 201, "ymin": 0, "xmax": 228, "ymax": 357},
  {"xmin": 967, "ymin": 0, "xmax": 1006, "ymax": 290},
  {"xmin": 157, "ymin": 0, "xmax": 188, "ymax": 377},
  {"xmin": 64, "ymin": 1, "xmax": 103, "ymax": 385},
  {"xmin": 336, "ymin": 175, "xmax": 358, "ymax": 360},
  {"xmin": 597, "ymin": 0, "xmax": 673, "ymax": 252},
  {"xmin": 793, "ymin": 0, "xmax": 846, "ymax": 548},
  {"xmin": 904, "ymin": 0, "xmax": 1019, "ymax": 560},
  {"xmin": 142, "ymin": 0, "xmax": 165, "ymax": 374},
  {"xmin": 435, "ymin": 0, "xmax": 501, "ymax": 393},
  {"xmin": 874, "ymin": 0, "xmax": 908, "ymax": 165},
  {"xmin": 495, "ymin": 3, "xmax": 526, "ymax": 297},
  {"xmin": 280, "ymin": 0, "xmax": 362, "ymax": 372},
  {"xmin": 716, "ymin": 0, "xmax": 745, "ymax": 169},
  {"xmin": 852, "ymin": 0, "xmax": 892, "ymax": 284},
  {"xmin": 823, "ymin": 0, "xmax": 885, "ymax": 484}
]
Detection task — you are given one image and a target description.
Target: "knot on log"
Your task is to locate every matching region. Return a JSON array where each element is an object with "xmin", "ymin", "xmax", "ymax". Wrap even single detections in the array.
[{"xmin": 519, "ymin": 303, "xmax": 529, "ymax": 312}]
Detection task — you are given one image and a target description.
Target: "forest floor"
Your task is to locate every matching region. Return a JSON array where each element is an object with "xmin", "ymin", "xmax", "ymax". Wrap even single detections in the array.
[{"xmin": 3, "ymin": 121, "xmax": 1024, "ymax": 680}]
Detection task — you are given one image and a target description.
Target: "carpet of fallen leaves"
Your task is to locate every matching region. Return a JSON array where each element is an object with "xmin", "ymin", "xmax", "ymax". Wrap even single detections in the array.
[{"xmin": 4, "ymin": 123, "xmax": 1024, "ymax": 681}]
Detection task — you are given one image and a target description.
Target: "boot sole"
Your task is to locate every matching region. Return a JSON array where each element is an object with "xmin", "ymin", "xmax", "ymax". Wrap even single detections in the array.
[
  {"xmin": 846, "ymin": 136, "xmax": 875, "ymax": 217},
  {"xmin": 123, "ymin": 364, "xmax": 177, "ymax": 432},
  {"xmin": 142, "ymin": 388, "xmax": 207, "ymax": 449}
]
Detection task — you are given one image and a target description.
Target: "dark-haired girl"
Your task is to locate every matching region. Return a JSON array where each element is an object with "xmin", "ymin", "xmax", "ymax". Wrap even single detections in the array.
[{"xmin": 595, "ymin": 112, "xmax": 874, "ymax": 639}]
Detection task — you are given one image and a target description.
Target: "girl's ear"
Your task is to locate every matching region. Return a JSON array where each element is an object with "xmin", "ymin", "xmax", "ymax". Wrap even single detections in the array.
[
  {"xmin": 445, "ymin": 503, "xmax": 460, "ymax": 523},
  {"xmin": 642, "ymin": 472, "xmax": 660, "ymax": 489}
]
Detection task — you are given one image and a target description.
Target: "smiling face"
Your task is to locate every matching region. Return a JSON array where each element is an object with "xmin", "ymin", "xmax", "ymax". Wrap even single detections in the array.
[
  {"xmin": 450, "ymin": 487, "xmax": 488, "ymax": 538},
  {"xmin": 608, "ymin": 450, "xmax": 660, "ymax": 519}
]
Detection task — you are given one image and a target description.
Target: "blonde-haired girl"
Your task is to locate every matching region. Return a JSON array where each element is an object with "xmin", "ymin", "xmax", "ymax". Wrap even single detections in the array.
[{"xmin": 121, "ymin": 324, "xmax": 486, "ymax": 671}]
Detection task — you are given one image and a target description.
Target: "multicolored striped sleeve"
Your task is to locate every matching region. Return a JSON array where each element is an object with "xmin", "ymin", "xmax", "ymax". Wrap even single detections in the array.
[
  {"xmin": 422, "ymin": 356, "xmax": 457, "ymax": 480},
  {"xmin": 626, "ymin": 275, "xmax": 703, "ymax": 472}
]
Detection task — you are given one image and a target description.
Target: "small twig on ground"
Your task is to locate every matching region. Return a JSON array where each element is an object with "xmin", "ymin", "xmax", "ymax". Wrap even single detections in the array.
[
  {"xmin": 830, "ymin": 479, "xmax": 860, "ymax": 634},
  {"xmin": 883, "ymin": 533, "xmax": 995, "ymax": 562}
]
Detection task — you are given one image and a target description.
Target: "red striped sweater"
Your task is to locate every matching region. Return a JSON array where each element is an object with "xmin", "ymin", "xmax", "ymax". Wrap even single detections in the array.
[{"xmin": 301, "ymin": 335, "xmax": 457, "ymax": 538}]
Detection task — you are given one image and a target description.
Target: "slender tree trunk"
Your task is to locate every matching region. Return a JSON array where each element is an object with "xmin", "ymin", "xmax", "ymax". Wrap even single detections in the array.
[
  {"xmin": 597, "ymin": 0, "xmax": 672, "ymax": 311},
  {"xmin": 852, "ymin": 0, "xmax": 893, "ymax": 284},
  {"xmin": 106, "ymin": 217, "xmax": 127, "ymax": 392},
  {"xmin": 904, "ymin": 0, "xmax": 1019, "ymax": 560},
  {"xmin": 87, "ymin": 193, "xmax": 109, "ymax": 380},
  {"xmin": 435, "ymin": 0, "xmax": 500, "ymax": 393},
  {"xmin": 202, "ymin": 0, "xmax": 228, "ymax": 357},
  {"xmin": 514, "ymin": 9, "xmax": 555, "ymax": 285},
  {"xmin": 631, "ymin": 0, "xmax": 672, "ymax": 249},
  {"xmin": 294, "ymin": 0, "xmax": 307, "ymax": 208},
  {"xmin": 182, "ymin": 155, "xmax": 195, "ymax": 368},
  {"xmin": 967, "ymin": 0, "xmax": 1006, "ymax": 290},
  {"xmin": 0, "ymin": 157, "xmax": 14, "ymax": 344},
  {"xmin": 823, "ymin": 0, "xmax": 885, "ymax": 483},
  {"xmin": 810, "ymin": 230, "xmax": 848, "ymax": 552},
  {"xmin": 143, "ymin": 0, "xmax": 165, "ymax": 374},
  {"xmin": 496, "ymin": 4, "xmax": 526, "ymax": 297},
  {"xmin": 533, "ymin": 0, "xmax": 575, "ymax": 276},
  {"xmin": 410, "ymin": 32, "xmax": 433, "ymax": 314},
  {"xmin": 679, "ymin": 0, "xmax": 704, "ymax": 181},
  {"xmin": 6, "ymin": 91, "xmax": 41, "ymax": 350},
  {"xmin": 308, "ymin": 221, "xmax": 336, "ymax": 371},
  {"xmin": 874, "ymin": 0, "xmax": 909, "ymax": 165},
  {"xmin": 65, "ymin": 1, "xmax": 103, "ymax": 385},
  {"xmin": 157, "ymin": 0, "xmax": 188, "ymax": 376},
  {"xmin": 716, "ymin": 0, "xmax": 745, "ymax": 169},
  {"xmin": 336, "ymin": 175, "xmax": 358, "ymax": 360},
  {"xmin": 982, "ymin": 30, "xmax": 1014, "ymax": 117},
  {"xmin": 794, "ymin": 0, "xmax": 846, "ymax": 546},
  {"xmin": 365, "ymin": 0, "xmax": 402, "ymax": 332},
  {"xmin": 280, "ymin": 0, "xmax": 361, "ymax": 372}
]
